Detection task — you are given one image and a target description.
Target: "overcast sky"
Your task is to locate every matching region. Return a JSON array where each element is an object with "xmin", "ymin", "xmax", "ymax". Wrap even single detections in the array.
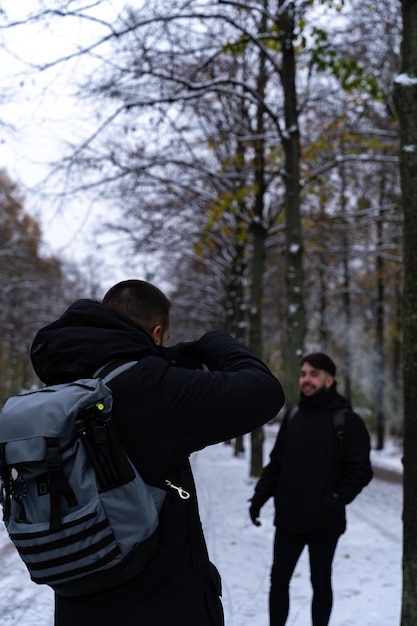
[{"xmin": 0, "ymin": 1, "xmax": 125, "ymax": 274}]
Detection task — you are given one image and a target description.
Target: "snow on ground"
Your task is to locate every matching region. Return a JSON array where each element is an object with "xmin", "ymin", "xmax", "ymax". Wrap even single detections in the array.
[
  {"xmin": 193, "ymin": 425, "xmax": 402, "ymax": 626},
  {"xmin": 0, "ymin": 424, "xmax": 402, "ymax": 625}
]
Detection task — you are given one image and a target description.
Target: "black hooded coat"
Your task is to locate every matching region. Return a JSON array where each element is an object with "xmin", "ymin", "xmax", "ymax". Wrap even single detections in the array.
[
  {"xmin": 29, "ymin": 299, "xmax": 285, "ymax": 626},
  {"xmin": 251, "ymin": 384, "xmax": 373, "ymax": 536}
]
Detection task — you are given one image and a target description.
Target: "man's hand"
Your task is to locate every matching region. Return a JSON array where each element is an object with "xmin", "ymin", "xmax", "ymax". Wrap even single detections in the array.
[{"xmin": 249, "ymin": 500, "xmax": 261, "ymax": 527}]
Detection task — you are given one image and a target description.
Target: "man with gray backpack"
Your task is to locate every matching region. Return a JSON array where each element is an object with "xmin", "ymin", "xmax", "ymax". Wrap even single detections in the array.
[{"xmin": 0, "ymin": 279, "xmax": 285, "ymax": 626}]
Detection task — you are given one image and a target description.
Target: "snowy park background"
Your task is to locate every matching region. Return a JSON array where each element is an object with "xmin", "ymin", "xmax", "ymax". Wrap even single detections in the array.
[{"xmin": 0, "ymin": 423, "xmax": 403, "ymax": 625}]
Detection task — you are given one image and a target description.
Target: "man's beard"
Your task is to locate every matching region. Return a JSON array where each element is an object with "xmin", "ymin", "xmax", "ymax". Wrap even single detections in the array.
[{"xmin": 301, "ymin": 382, "xmax": 327, "ymax": 395}]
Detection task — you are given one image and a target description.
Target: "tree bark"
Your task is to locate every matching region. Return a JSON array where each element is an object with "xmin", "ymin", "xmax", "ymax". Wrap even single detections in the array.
[
  {"xmin": 375, "ymin": 179, "xmax": 386, "ymax": 451},
  {"xmin": 249, "ymin": 2, "xmax": 268, "ymax": 477},
  {"xmin": 278, "ymin": 0, "xmax": 306, "ymax": 407},
  {"xmin": 393, "ymin": 2, "xmax": 417, "ymax": 624}
]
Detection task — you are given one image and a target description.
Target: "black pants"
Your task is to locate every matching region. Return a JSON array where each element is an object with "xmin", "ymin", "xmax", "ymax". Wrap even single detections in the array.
[{"xmin": 269, "ymin": 529, "xmax": 340, "ymax": 626}]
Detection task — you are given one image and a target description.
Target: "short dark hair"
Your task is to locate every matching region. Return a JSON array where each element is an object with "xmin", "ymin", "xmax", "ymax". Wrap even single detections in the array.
[
  {"xmin": 301, "ymin": 353, "xmax": 336, "ymax": 377},
  {"xmin": 103, "ymin": 279, "xmax": 171, "ymax": 335}
]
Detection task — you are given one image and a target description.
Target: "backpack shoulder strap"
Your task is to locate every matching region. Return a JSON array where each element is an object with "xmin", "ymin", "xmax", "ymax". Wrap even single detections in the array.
[
  {"xmin": 287, "ymin": 405, "xmax": 299, "ymax": 421},
  {"xmin": 288, "ymin": 405, "xmax": 347, "ymax": 442},
  {"xmin": 94, "ymin": 360, "xmax": 138, "ymax": 382},
  {"xmin": 332, "ymin": 408, "xmax": 348, "ymax": 441}
]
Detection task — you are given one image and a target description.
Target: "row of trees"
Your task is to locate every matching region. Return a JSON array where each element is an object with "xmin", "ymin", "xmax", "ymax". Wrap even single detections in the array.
[
  {"xmin": 0, "ymin": 171, "xmax": 88, "ymax": 402},
  {"xmin": 2, "ymin": 1, "xmax": 417, "ymax": 623},
  {"xmin": 13, "ymin": 0, "xmax": 401, "ymax": 439},
  {"xmin": 0, "ymin": 0, "xmax": 406, "ymax": 452}
]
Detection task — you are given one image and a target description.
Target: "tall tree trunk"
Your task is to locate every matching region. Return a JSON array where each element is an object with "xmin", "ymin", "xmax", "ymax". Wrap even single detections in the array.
[
  {"xmin": 391, "ymin": 281, "xmax": 402, "ymax": 429},
  {"xmin": 338, "ymin": 155, "xmax": 352, "ymax": 401},
  {"xmin": 342, "ymin": 242, "xmax": 352, "ymax": 401},
  {"xmin": 225, "ymin": 237, "xmax": 247, "ymax": 455},
  {"xmin": 375, "ymin": 179, "xmax": 386, "ymax": 451},
  {"xmin": 249, "ymin": 3, "xmax": 268, "ymax": 477},
  {"xmin": 278, "ymin": 0, "xmax": 306, "ymax": 408},
  {"xmin": 318, "ymin": 249, "xmax": 328, "ymax": 350},
  {"xmin": 249, "ymin": 222, "xmax": 267, "ymax": 474},
  {"xmin": 393, "ymin": 2, "xmax": 417, "ymax": 625}
]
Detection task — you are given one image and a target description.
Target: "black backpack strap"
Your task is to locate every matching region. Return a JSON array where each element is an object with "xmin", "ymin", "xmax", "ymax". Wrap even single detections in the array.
[
  {"xmin": 332, "ymin": 410, "xmax": 348, "ymax": 482},
  {"xmin": 288, "ymin": 406, "xmax": 347, "ymax": 445},
  {"xmin": 332, "ymin": 409, "xmax": 347, "ymax": 441},
  {"xmin": 332, "ymin": 409, "xmax": 348, "ymax": 470},
  {"xmin": 0, "ymin": 443, "xmax": 11, "ymax": 522},
  {"xmin": 45, "ymin": 437, "xmax": 77, "ymax": 530},
  {"xmin": 0, "ymin": 443, "xmax": 29, "ymax": 523},
  {"xmin": 94, "ymin": 360, "xmax": 138, "ymax": 382},
  {"xmin": 287, "ymin": 405, "xmax": 299, "ymax": 421},
  {"xmin": 76, "ymin": 363, "xmax": 138, "ymax": 490},
  {"xmin": 0, "ymin": 442, "xmax": 4, "ymax": 474}
]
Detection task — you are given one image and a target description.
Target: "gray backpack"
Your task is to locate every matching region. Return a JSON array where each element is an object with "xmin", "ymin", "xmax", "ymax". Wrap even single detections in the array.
[{"xmin": 0, "ymin": 361, "xmax": 166, "ymax": 596}]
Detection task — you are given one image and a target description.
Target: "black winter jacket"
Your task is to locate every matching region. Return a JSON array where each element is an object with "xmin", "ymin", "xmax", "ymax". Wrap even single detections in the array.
[
  {"xmin": 251, "ymin": 384, "xmax": 372, "ymax": 535},
  {"xmin": 29, "ymin": 299, "xmax": 285, "ymax": 626}
]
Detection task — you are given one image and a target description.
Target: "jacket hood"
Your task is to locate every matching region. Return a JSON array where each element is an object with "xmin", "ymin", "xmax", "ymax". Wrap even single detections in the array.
[{"xmin": 30, "ymin": 299, "xmax": 159, "ymax": 385}]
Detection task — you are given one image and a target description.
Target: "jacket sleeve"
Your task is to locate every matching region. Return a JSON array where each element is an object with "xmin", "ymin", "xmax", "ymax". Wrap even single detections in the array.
[
  {"xmin": 335, "ymin": 412, "xmax": 373, "ymax": 505},
  {"xmin": 250, "ymin": 418, "xmax": 288, "ymax": 510},
  {"xmin": 160, "ymin": 331, "xmax": 285, "ymax": 453}
]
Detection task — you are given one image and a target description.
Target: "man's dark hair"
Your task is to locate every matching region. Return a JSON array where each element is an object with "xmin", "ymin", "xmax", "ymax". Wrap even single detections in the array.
[
  {"xmin": 103, "ymin": 279, "xmax": 171, "ymax": 335},
  {"xmin": 301, "ymin": 352, "xmax": 336, "ymax": 377}
]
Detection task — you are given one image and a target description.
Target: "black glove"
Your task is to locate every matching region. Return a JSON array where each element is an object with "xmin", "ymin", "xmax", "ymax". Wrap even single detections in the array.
[
  {"xmin": 158, "ymin": 343, "xmax": 203, "ymax": 370},
  {"xmin": 249, "ymin": 500, "xmax": 262, "ymax": 527}
]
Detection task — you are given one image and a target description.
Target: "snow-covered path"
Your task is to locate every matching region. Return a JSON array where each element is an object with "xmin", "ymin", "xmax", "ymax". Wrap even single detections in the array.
[
  {"xmin": 192, "ymin": 429, "xmax": 402, "ymax": 626},
  {"xmin": 0, "ymin": 426, "xmax": 402, "ymax": 625},
  {"xmin": 0, "ymin": 524, "xmax": 54, "ymax": 624}
]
